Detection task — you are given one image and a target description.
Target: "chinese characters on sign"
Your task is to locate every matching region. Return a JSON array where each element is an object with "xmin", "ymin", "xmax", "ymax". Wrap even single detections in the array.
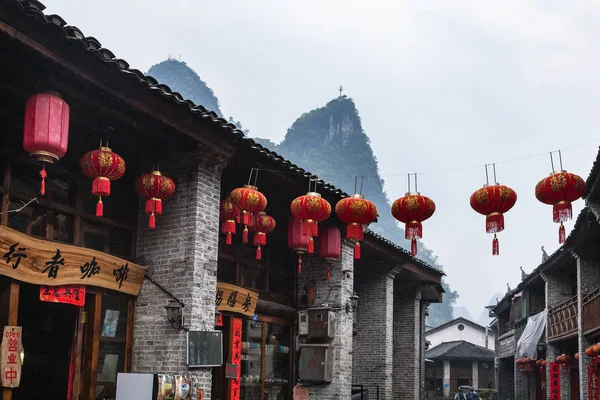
[
  {"xmin": 39, "ymin": 285, "xmax": 86, "ymax": 306},
  {"xmin": 215, "ymin": 282, "xmax": 258, "ymax": 317},
  {"xmin": 550, "ymin": 361, "xmax": 561, "ymax": 400},
  {"xmin": 229, "ymin": 318, "xmax": 242, "ymax": 400},
  {"xmin": 1, "ymin": 326, "xmax": 23, "ymax": 388},
  {"xmin": 293, "ymin": 385, "xmax": 310, "ymax": 400},
  {"xmin": 589, "ymin": 364, "xmax": 599, "ymax": 400}
]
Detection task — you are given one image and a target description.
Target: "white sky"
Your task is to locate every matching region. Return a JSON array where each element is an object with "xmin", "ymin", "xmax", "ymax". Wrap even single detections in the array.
[{"xmin": 45, "ymin": 0, "xmax": 600, "ymax": 319}]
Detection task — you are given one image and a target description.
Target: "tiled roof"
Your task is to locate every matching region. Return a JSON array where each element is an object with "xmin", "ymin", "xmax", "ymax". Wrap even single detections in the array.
[
  {"xmin": 425, "ymin": 317, "xmax": 488, "ymax": 335},
  {"xmin": 3, "ymin": 0, "xmax": 443, "ymax": 277},
  {"xmin": 584, "ymin": 146, "xmax": 600, "ymax": 199},
  {"xmin": 426, "ymin": 341, "xmax": 494, "ymax": 361}
]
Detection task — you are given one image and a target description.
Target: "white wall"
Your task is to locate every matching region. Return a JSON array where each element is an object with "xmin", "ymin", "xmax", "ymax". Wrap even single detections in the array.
[{"xmin": 426, "ymin": 320, "xmax": 496, "ymax": 350}]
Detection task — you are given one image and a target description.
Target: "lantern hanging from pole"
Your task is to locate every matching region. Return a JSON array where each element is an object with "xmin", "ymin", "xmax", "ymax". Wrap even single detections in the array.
[
  {"xmin": 251, "ymin": 212, "xmax": 276, "ymax": 260},
  {"xmin": 318, "ymin": 226, "xmax": 341, "ymax": 281},
  {"xmin": 230, "ymin": 170, "xmax": 268, "ymax": 244},
  {"xmin": 79, "ymin": 145, "xmax": 126, "ymax": 217},
  {"xmin": 291, "ymin": 177, "xmax": 332, "ymax": 254},
  {"xmin": 535, "ymin": 151, "xmax": 586, "ymax": 244},
  {"xmin": 23, "ymin": 92, "xmax": 70, "ymax": 196},
  {"xmin": 470, "ymin": 164, "xmax": 517, "ymax": 255},
  {"xmin": 220, "ymin": 197, "xmax": 240, "ymax": 245},
  {"xmin": 288, "ymin": 216, "xmax": 309, "ymax": 274},
  {"xmin": 135, "ymin": 170, "xmax": 175, "ymax": 228},
  {"xmin": 391, "ymin": 173, "xmax": 435, "ymax": 256}
]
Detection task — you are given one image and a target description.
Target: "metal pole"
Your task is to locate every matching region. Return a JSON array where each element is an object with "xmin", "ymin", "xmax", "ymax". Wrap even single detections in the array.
[
  {"xmin": 558, "ymin": 150, "xmax": 563, "ymax": 170},
  {"xmin": 415, "ymin": 173, "xmax": 418, "ymax": 192},
  {"xmin": 485, "ymin": 165, "xmax": 489, "ymax": 185},
  {"xmin": 550, "ymin": 152, "xmax": 555, "ymax": 172}
]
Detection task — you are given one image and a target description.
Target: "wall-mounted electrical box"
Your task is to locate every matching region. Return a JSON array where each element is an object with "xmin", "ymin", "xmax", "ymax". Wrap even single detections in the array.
[
  {"xmin": 298, "ymin": 310, "xmax": 308, "ymax": 336},
  {"xmin": 307, "ymin": 307, "xmax": 335, "ymax": 340},
  {"xmin": 298, "ymin": 343, "xmax": 333, "ymax": 383}
]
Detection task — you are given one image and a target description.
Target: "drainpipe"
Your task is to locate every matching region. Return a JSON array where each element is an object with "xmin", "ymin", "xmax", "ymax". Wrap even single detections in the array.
[{"xmin": 485, "ymin": 326, "xmax": 489, "ymax": 349}]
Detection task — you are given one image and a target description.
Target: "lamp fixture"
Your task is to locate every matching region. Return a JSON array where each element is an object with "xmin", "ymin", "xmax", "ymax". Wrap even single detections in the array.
[
  {"xmin": 346, "ymin": 291, "xmax": 360, "ymax": 313},
  {"xmin": 165, "ymin": 300, "xmax": 185, "ymax": 331}
]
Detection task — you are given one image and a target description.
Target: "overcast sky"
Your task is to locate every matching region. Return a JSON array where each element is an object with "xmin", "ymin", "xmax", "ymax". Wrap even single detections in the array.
[{"xmin": 45, "ymin": 0, "xmax": 600, "ymax": 320}]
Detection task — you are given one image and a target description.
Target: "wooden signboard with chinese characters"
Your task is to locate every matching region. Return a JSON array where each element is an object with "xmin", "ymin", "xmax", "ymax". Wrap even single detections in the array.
[
  {"xmin": 0, "ymin": 225, "xmax": 145, "ymax": 296},
  {"xmin": 1, "ymin": 326, "xmax": 23, "ymax": 388},
  {"xmin": 215, "ymin": 282, "xmax": 258, "ymax": 317}
]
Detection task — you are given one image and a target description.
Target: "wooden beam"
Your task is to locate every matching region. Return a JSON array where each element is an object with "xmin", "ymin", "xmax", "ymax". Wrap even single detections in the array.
[
  {"xmin": 402, "ymin": 262, "xmax": 442, "ymax": 284},
  {"xmin": 124, "ymin": 298, "xmax": 135, "ymax": 372},
  {"xmin": 88, "ymin": 293, "xmax": 102, "ymax": 400}
]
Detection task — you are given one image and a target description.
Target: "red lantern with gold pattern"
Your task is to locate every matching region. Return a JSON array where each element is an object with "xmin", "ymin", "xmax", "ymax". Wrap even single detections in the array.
[
  {"xmin": 335, "ymin": 194, "xmax": 378, "ymax": 259},
  {"xmin": 23, "ymin": 92, "xmax": 70, "ymax": 196},
  {"xmin": 391, "ymin": 192, "xmax": 436, "ymax": 256},
  {"xmin": 288, "ymin": 216, "xmax": 309, "ymax": 274},
  {"xmin": 535, "ymin": 171, "xmax": 586, "ymax": 244},
  {"xmin": 135, "ymin": 170, "xmax": 175, "ymax": 228},
  {"xmin": 220, "ymin": 197, "xmax": 240, "ymax": 245},
  {"xmin": 291, "ymin": 192, "xmax": 332, "ymax": 253},
  {"xmin": 230, "ymin": 185, "xmax": 267, "ymax": 244},
  {"xmin": 80, "ymin": 146, "xmax": 126, "ymax": 217},
  {"xmin": 318, "ymin": 226, "xmax": 341, "ymax": 281},
  {"xmin": 252, "ymin": 212, "xmax": 276, "ymax": 260},
  {"xmin": 470, "ymin": 184, "xmax": 517, "ymax": 255}
]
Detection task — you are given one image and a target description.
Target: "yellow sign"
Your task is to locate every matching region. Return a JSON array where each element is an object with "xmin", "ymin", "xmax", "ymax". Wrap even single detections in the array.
[
  {"xmin": 0, "ymin": 225, "xmax": 145, "ymax": 296},
  {"xmin": 1, "ymin": 326, "xmax": 23, "ymax": 388},
  {"xmin": 215, "ymin": 282, "xmax": 258, "ymax": 317}
]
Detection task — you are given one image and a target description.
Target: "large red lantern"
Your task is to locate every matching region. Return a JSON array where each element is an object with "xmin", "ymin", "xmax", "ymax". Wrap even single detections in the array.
[
  {"xmin": 220, "ymin": 197, "xmax": 240, "ymax": 245},
  {"xmin": 288, "ymin": 216, "xmax": 309, "ymax": 274},
  {"xmin": 335, "ymin": 194, "xmax": 378, "ymax": 259},
  {"xmin": 470, "ymin": 184, "xmax": 517, "ymax": 255},
  {"xmin": 230, "ymin": 185, "xmax": 267, "ymax": 243},
  {"xmin": 80, "ymin": 146, "xmax": 126, "ymax": 217},
  {"xmin": 290, "ymin": 192, "xmax": 331, "ymax": 253},
  {"xmin": 23, "ymin": 92, "xmax": 70, "ymax": 195},
  {"xmin": 391, "ymin": 192, "xmax": 436, "ymax": 256},
  {"xmin": 318, "ymin": 226, "xmax": 341, "ymax": 281},
  {"xmin": 535, "ymin": 171, "xmax": 586, "ymax": 244},
  {"xmin": 135, "ymin": 170, "xmax": 175, "ymax": 228},
  {"xmin": 252, "ymin": 212, "xmax": 276, "ymax": 260}
]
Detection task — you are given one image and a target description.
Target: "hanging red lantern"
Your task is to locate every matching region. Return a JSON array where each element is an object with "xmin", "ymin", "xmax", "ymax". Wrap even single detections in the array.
[
  {"xmin": 318, "ymin": 226, "xmax": 341, "ymax": 281},
  {"xmin": 220, "ymin": 198, "xmax": 240, "ymax": 245},
  {"xmin": 288, "ymin": 216, "xmax": 309, "ymax": 274},
  {"xmin": 251, "ymin": 212, "xmax": 276, "ymax": 260},
  {"xmin": 535, "ymin": 171, "xmax": 586, "ymax": 244},
  {"xmin": 515, "ymin": 358, "xmax": 524, "ymax": 371},
  {"xmin": 135, "ymin": 170, "xmax": 175, "ymax": 228},
  {"xmin": 523, "ymin": 357, "xmax": 535, "ymax": 372},
  {"xmin": 230, "ymin": 185, "xmax": 267, "ymax": 244},
  {"xmin": 290, "ymin": 192, "xmax": 331, "ymax": 253},
  {"xmin": 556, "ymin": 354, "xmax": 571, "ymax": 374},
  {"xmin": 23, "ymin": 92, "xmax": 70, "ymax": 195},
  {"xmin": 470, "ymin": 184, "xmax": 517, "ymax": 255},
  {"xmin": 79, "ymin": 146, "xmax": 126, "ymax": 217},
  {"xmin": 391, "ymin": 192, "xmax": 436, "ymax": 256},
  {"xmin": 335, "ymin": 194, "xmax": 377, "ymax": 259}
]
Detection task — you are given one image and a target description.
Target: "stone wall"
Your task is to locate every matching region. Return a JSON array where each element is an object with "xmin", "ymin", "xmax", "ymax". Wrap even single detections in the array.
[{"xmin": 498, "ymin": 357, "xmax": 515, "ymax": 400}]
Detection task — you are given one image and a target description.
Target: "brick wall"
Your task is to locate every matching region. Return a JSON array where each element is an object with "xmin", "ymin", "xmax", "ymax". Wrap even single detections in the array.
[
  {"xmin": 498, "ymin": 357, "xmax": 515, "ymax": 400},
  {"xmin": 472, "ymin": 360, "xmax": 478, "ymax": 390}
]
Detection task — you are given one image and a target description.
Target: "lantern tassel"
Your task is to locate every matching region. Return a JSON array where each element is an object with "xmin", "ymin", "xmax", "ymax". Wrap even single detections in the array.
[
  {"xmin": 298, "ymin": 255, "xmax": 302, "ymax": 274},
  {"xmin": 242, "ymin": 226, "xmax": 249, "ymax": 243},
  {"xmin": 149, "ymin": 212, "xmax": 156, "ymax": 229},
  {"xmin": 327, "ymin": 266, "xmax": 331, "ymax": 282},
  {"xmin": 96, "ymin": 197, "xmax": 103, "ymax": 217},
  {"xmin": 486, "ymin": 213, "xmax": 504, "ymax": 234},
  {"xmin": 553, "ymin": 201, "xmax": 573, "ymax": 223},
  {"xmin": 411, "ymin": 238, "xmax": 418, "ymax": 256},
  {"xmin": 347, "ymin": 223, "xmax": 364, "ymax": 241},
  {"xmin": 308, "ymin": 237, "xmax": 314, "ymax": 253},
  {"xmin": 354, "ymin": 241, "xmax": 361, "ymax": 260},
  {"xmin": 256, "ymin": 245, "xmax": 262, "ymax": 260},
  {"xmin": 302, "ymin": 220, "xmax": 318, "ymax": 237},
  {"xmin": 559, "ymin": 222, "xmax": 566, "ymax": 244},
  {"xmin": 226, "ymin": 232, "xmax": 232, "ymax": 245},
  {"xmin": 492, "ymin": 234, "xmax": 499, "ymax": 255},
  {"xmin": 39, "ymin": 166, "xmax": 47, "ymax": 196}
]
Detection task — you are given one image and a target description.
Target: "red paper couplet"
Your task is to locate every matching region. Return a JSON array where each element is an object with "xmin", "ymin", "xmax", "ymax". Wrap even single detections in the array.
[
  {"xmin": 590, "ymin": 364, "xmax": 599, "ymax": 400},
  {"xmin": 550, "ymin": 361, "xmax": 561, "ymax": 400},
  {"xmin": 229, "ymin": 318, "xmax": 242, "ymax": 400},
  {"xmin": 40, "ymin": 285, "xmax": 85, "ymax": 306}
]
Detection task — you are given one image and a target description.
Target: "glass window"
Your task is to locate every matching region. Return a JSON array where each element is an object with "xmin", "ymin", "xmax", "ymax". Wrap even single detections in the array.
[
  {"xmin": 7, "ymin": 202, "xmax": 48, "ymax": 239},
  {"xmin": 80, "ymin": 221, "xmax": 107, "ymax": 252},
  {"xmin": 241, "ymin": 320, "xmax": 262, "ymax": 400},
  {"xmin": 53, "ymin": 212, "xmax": 74, "ymax": 243},
  {"xmin": 264, "ymin": 323, "xmax": 290, "ymax": 400},
  {"xmin": 241, "ymin": 267, "xmax": 266, "ymax": 291}
]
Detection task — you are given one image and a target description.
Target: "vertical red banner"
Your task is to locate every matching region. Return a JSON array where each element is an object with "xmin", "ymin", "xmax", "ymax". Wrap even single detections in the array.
[
  {"xmin": 590, "ymin": 364, "xmax": 599, "ymax": 400},
  {"xmin": 550, "ymin": 362, "xmax": 561, "ymax": 400},
  {"xmin": 229, "ymin": 318, "xmax": 242, "ymax": 400}
]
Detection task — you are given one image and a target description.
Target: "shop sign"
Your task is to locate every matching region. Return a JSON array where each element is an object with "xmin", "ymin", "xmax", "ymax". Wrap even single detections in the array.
[
  {"xmin": 229, "ymin": 318, "xmax": 242, "ymax": 400},
  {"xmin": 1, "ymin": 326, "xmax": 23, "ymax": 388},
  {"xmin": 293, "ymin": 385, "xmax": 310, "ymax": 400},
  {"xmin": 589, "ymin": 364, "xmax": 599, "ymax": 400},
  {"xmin": 550, "ymin": 361, "xmax": 561, "ymax": 400},
  {"xmin": 39, "ymin": 285, "xmax": 86, "ymax": 306},
  {"xmin": 0, "ymin": 225, "xmax": 145, "ymax": 296},
  {"xmin": 225, "ymin": 363, "xmax": 239, "ymax": 379},
  {"xmin": 215, "ymin": 282, "xmax": 258, "ymax": 317}
]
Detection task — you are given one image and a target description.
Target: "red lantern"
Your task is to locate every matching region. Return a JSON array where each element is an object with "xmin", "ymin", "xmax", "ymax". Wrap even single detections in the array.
[
  {"xmin": 291, "ymin": 192, "xmax": 332, "ymax": 252},
  {"xmin": 391, "ymin": 192, "xmax": 436, "ymax": 256},
  {"xmin": 80, "ymin": 146, "xmax": 126, "ymax": 217},
  {"xmin": 523, "ymin": 357, "xmax": 535, "ymax": 372},
  {"xmin": 288, "ymin": 216, "xmax": 309, "ymax": 274},
  {"xmin": 252, "ymin": 212, "xmax": 276, "ymax": 260},
  {"xmin": 515, "ymin": 358, "xmax": 524, "ymax": 371},
  {"xmin": 335, "ymin": 194, "xmax": 377, "ymax": 259},
  {"xmin": 230, "ymin": 185, "xmax": 267, "ymax": 243},
  {"xmin": 470, "ymin": 184, "xmax": 517, "ymax": 255},
  {"xmin": 556, "ymin": 354, "xmax": 571, "ymax": 374},
  {"xmin": 23, "ymin": 92, "xmax": 70, "ymax": 195},
  {"xmin": 220, "ymin": 198, "xmax": 240, "ymax": 245},
  {"xmin": 535, "ymin": 171, "xmax": 586, "ymax": 244},
  {"xmin": 135, "ymin": 170, "xmax": 175, "ymax": 228},
  {"xmin": 318, "ymin": 227, "xmax": 341, "ymax": 281}
]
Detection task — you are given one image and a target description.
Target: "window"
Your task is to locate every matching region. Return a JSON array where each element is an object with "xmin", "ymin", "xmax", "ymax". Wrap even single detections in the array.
[{"xmin": 458, "ymin": 323, "xmax": 465, "ymax": 331}]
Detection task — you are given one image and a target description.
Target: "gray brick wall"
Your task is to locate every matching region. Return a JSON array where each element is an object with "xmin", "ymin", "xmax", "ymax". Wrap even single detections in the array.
[
  {"xmin": 498, "ymin": 357, "xmax": 514, "ymax": 400},
  {"xmin": 472, "ymin": 360, "xmax": 478, "ymax": 390},
  {"xmin": 513, "ymin": 360, "xmax": 528, "ymax": 400}
]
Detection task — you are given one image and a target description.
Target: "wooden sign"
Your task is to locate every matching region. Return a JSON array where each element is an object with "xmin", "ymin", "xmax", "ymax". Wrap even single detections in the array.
[
  {"xmin": 215, "ymin": 282, "xmax": 258, "ymax": 317},
  {"xmin": 293, "ymin": 385, "xmax": 309, "ymax": 400},
  {"xmin": 40, "ymin": 285, "xmax": 85, "ymax": 306},
  {"xmin": 0, "ymin": 225, "xmax": 145, "ymax": 296},
  {"xmin": 550, "ymin": 361, "xmax": 561, "ymax": 400},
  {"xmin": 1, "ymin": 326, "xmax": 23, "ymax": 388},
  {"xmin": 229, "ymin": 318, "xmax": 242, "ymax": 400},
  {"xmin": 589, "ymin": 365, "xmax": 599, "ymax": 400}
]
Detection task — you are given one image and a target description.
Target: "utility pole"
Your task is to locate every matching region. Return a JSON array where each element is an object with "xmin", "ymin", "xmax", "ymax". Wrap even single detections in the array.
[{"xmin": 339, "ymin": 85, "xmax": 343, "ymax": 97}]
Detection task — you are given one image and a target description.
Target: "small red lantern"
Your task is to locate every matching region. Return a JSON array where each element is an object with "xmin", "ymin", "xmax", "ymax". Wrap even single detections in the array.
[
  {"xmin": 535, "ymin": 171, "xmax": 586, "ymax": 244},
  {"xmin": 556, "ymin": 354, "xmax": 571, "ymax": 374},
  {"xmin": 220, "ymin": 198, "xmax": 240, "ymax": 245},
  {"xmin": 515, "ymin": 358, "xmax": 524, "ymax": 371},
  {"xmin": 135, "ymin": 170, "xmax": 175, "ymax": 228},
  {"xmin": 536, "ymin": 359, "xmax": 545, "ymax": 372},
  {"xmin": 391, "ymin": 192, "xmax": 436, "ymax": 256},
  {"xmin": 470, "ymin": 184, "xmax": 517, "ymax": 255},
  {"xmin": 523, "ymin": 357, "xmax": 535, "ymax": 372},
  {"xmin": 230, "ymin": 185, "xmax": 267, "ymax": 243},
  {"xmin": 291, "ymin": 192, "xmax": 332, "ymax": 252},
  {"xmin": 335, "ymin": 194, "xmax": 378, "ymax": 259},
  {"xmin": 252, "ymin": 212, "xmax": 276, "ymax": 260},
  {"xmin": 80, "ymin": 146, "xmax": 126, "ymax": 217},
  {"xmin": 288, "ymin": 216, "xmax": 309, "ymax": 274},
  {"xmin": 23, "ymin": 92, "xmax": 70, "ymax": 195},
  {"xmin": 318, "ymin": 226, "xmax": 341, "ymax": 281}
]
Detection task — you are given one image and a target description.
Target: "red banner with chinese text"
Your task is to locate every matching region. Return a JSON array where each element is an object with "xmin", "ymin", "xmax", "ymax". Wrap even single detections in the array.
[
  {"xmin": 550, "ymin": 362, "xmax": 561, "ymax": 400},
  {"xmin": 589, "ymin": 364, "xmax": 599, "ymax": 400},
  {"xmin": 1, "ymin": 326, "xmax": 23, "ymax": 388},
  {"xmin": 229, "ymin": 318, "xmax": 242, "ymax": 400},
  {"xmin": 40, "ymin": 285, "xmax": 85, "ymax": 306}
]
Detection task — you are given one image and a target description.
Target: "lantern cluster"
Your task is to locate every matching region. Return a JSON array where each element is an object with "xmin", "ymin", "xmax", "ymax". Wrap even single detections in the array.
[
  {"xmin": 536, "ymin": 359, "xmax": 546, "ymax": 373},
  {"xmin": 391, "ymin": 192, "xmax": 436, "ymax": 256},
  {"xmin": 585, "ymin": 343, "xmax": 600, "ymax": 365},
  {"xmin": 231, "ymin": 185, "xmax": 268, "ymax": 243}
]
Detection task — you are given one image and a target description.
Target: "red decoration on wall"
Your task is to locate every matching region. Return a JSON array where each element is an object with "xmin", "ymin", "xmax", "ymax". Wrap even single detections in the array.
[
  {"xmin": 288, "ymin": 216, "xmax": 309, "ymax": 274},
  {"xmin": 229, "ymin": 317, "xmax": 242, "ymax": 400},
  {"xmin": 39, "ymin": 285, "xmax": 85, "ymax": 306},
  {"xmin": 79, "ymin": 146, "xmax": 126, "ymax": 217},
  {"xmin": 230, "ymin": 185, "xmax": 267, "ymax": 243},
  {"xmin": 291, "ymin": 192, "xmax": 332, "ymax": 253},
  {"xmin": 251, "ymin": 212, "xmax": 276, "ymax": 260},
  {"xmin": 335, "ymin": 194, "xmax": 377, "ymax": 259},
  {"xmin": 318, "ymin": 226, "xmax": 341, "ymax": 281},
  {"xmin": 589, "ymin": 363, "xmax": 599, "ymax": 400},
  {"xmin": 550, "ymin": 361, "xmax": 561, "ymax": 400},
  {"xmin": 23, "ymin": 92, "xmax": 70, "ymax": 195},
  {"xmin": 220, "ymin": 198, "xmax": 240, "ymax": 245},
  {"xmin": 391, "ymin": 192, "xmax": 436, "ymax": 256},
  {"xmin": 535, "ymin": 171, "xmax": 586, "ymax": 244},
  {"xmin": 556, "ymin": 354, "xmax": 571, "ymax": 376},
  {"xmin": 135, "ymin": 170, "xmax": 175, "ymax": 228}
]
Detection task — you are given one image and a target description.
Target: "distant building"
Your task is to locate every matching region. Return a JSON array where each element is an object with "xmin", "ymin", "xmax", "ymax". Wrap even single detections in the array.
[{"xmin": 426, "ymin": 317, "xmax": 496, "ymax": 350}]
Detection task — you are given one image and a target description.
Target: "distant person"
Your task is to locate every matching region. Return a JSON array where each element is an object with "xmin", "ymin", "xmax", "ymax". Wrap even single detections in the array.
[{"xmin": 454, "ymin": 389, "xmax": 466, "ymax": 400}]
